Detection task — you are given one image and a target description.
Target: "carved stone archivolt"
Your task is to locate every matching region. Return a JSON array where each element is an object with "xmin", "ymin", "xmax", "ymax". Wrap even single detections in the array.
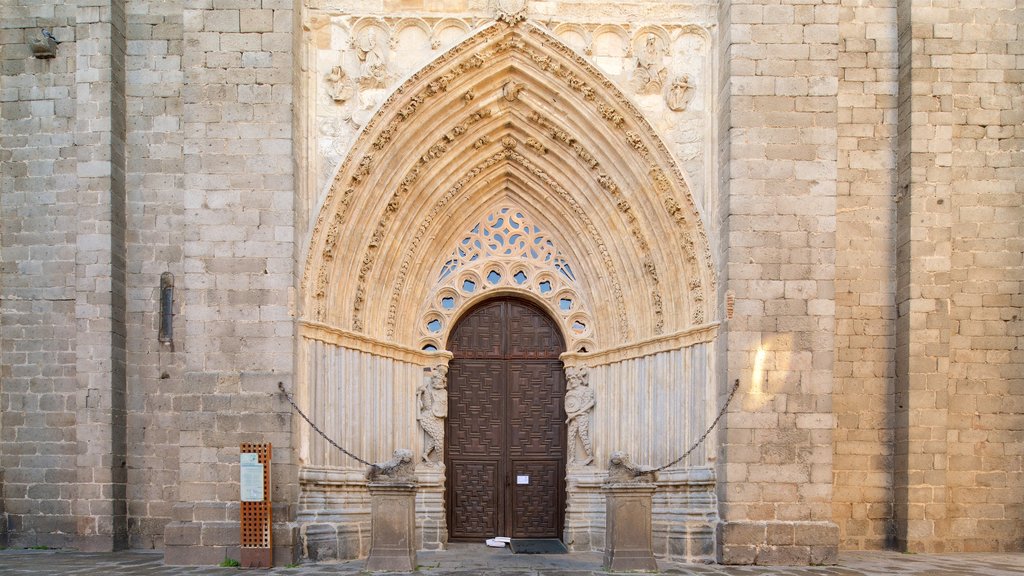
[{"xmin": 303, "ymin": 21, "xmax": 717, "ymax": 347}]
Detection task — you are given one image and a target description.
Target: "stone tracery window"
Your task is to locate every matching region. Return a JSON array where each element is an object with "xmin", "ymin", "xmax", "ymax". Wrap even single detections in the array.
[{"xmin": 420, "ymin": 206, "xmax": 594, "ymax": 352}]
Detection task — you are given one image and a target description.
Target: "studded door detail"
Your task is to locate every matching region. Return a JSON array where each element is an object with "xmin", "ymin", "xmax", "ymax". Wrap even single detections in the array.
[{"xmin": 446, "ymin": 298, "xmax": 567, "ymax": 540}]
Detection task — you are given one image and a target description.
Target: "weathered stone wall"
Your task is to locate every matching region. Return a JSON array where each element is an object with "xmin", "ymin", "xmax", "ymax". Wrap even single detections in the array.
[
  {"xmin": 0, "ymin": 0, "xmax": 80, "ymax": 549},
  {"xmin": 894, "ymin": 0, "xmax": 1023, "ymax": 553},
  {"xmin": 163, "ymin": 0, "xmax": 298, "ymax": 565},
  {"xmin": 832, "ymin": 0, "xmax": 897, "ymax": 550},
  {"xmin": 123, "ymin": 0, "xmax": 185, "ymax": 549},
  {"xmin": 716, "ymin": 0, "xmax": 840, "ymax": 564}
]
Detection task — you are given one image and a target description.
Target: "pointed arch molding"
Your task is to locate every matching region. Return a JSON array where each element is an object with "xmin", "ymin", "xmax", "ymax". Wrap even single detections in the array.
[{"xmin": 302, "ymin": 21, "xmax": 717, "ymax": 351}]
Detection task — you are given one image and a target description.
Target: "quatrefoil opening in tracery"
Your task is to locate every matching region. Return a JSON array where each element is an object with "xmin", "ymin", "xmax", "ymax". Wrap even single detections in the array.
[{"xmin": 419, "ymin": 207, "xmax": 595, "ymax": 353}]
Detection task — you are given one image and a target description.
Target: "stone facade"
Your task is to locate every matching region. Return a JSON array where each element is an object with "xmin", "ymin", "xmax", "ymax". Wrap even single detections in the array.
[{"xmin": 1, "ymin": 0, "xmax": 1020, "ymax": 567}]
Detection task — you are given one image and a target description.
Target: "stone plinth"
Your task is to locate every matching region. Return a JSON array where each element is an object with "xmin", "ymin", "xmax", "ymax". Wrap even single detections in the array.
[
  {"xmin": 603, "ymin": 482, "xmax": 658, "ymax": 572},
  {"xmin": 365, "ymin": 482, "xmax": 417, "ymax": 572}
]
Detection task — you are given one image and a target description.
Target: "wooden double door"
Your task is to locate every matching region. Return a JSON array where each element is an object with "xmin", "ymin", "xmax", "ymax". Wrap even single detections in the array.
[{"xmin": 445, "ymin": 298, "xmax": 567, "ymax": 540}]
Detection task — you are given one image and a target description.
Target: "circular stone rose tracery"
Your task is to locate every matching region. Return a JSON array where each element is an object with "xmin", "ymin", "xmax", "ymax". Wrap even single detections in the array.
[{"xmin": 418, "ymin": 206, "xmax": 594, "ymax": 352}]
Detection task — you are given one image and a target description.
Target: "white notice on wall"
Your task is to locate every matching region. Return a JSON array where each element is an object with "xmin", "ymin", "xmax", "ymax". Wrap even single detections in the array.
[
  {"xmin": 516, "ymin": 475, "xmax": 529, "ymax": 485},
  {"xmin": 240, "ymin": 453, "xmax": 264, "ymax": 502}
]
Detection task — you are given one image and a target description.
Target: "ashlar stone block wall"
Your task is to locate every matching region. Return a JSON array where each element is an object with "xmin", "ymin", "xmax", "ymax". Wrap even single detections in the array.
[
  {"xmin": 833, "ymin": 0, "xmax": 898, "ymax": 550},
  {"xmin": 893, "ymin": 0, "xmax": 1023, "ymax": 553},
  {"xmin": 2, "ymin": 0, "xmax": 298, "ymax": 556},
  {"xmin": 1, "ymin": 1, "xmax": 81, "ymax": 548},
  {"xmin": 717, "ymin": 0, "xmax": 841, "ymax": 565},
  {"xmin": 164, "ymin": 0, "xmax": 298, "ymax": 565}
]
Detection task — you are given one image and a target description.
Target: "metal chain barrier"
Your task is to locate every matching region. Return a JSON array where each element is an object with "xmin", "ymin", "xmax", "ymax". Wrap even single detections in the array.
[
  {"xmin": 279, "ymin": 377, "xmax": 739, "ymax": 472},
  {"xmin": 277, "ymin": 381, "xmax": 374, "ymax": 468},
  {"xmin": 653, "ymin": 378, "xmax": 741, "ymax": 472}
]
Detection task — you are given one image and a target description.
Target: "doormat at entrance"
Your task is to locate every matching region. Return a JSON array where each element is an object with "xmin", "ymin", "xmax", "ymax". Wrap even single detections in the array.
[{"xmin": 509, "ymin": 539, "xmax": 568, "ymax": 554}]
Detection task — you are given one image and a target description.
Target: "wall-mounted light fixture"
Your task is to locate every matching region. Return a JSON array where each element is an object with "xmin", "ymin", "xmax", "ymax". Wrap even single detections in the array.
[
  {"xmin": 159, "ymin": 272, "xmax": 174, "ymax": 345},
  {"xmin": 29, "ymin": 29, "xmax": 59, "ymax": 59}
]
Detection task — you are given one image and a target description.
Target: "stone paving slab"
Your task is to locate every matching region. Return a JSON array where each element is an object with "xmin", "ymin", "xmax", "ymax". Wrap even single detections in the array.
[{"xmin": 0, "ymin": 546, "xmax": 1022, "ymax": 576}]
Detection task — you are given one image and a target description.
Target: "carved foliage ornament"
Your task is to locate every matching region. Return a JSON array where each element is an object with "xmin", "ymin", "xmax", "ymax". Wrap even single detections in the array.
[{"xmin": 495, "ymin": 0, "xmax": 528, "ymax": 25}]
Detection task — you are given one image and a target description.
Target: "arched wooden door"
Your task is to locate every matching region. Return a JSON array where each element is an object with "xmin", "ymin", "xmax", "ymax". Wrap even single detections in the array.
[{"xmin": 445, "ymin": 298, "xmax": 567, "ymax": 540}]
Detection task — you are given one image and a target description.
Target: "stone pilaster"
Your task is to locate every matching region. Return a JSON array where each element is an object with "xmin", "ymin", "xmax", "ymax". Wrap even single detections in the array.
[
  {"xmin": 832, "ymin": 0, "xmax": 898, "ymax": 550},
  {"xmin": 72, "ymin": 0, "xmax": 129, "ymax": 552},
  {"xmin": 894, "ymin": 0, "xmax": 1024, "ymax": 553},
  {"xmin": 717, "ymin": 0, "xmax": 840, "ymax": 565}
]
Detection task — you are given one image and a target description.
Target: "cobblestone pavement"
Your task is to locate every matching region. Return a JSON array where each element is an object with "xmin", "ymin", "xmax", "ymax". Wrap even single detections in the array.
[{"xmin": 1, "ymin": 546, "xmax": 1022, "ymax": 575}]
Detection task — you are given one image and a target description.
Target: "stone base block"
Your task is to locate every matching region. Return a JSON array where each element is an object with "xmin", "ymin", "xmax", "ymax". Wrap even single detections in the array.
[
  {"xmin": 365, "ymin": 482, "xmax": 417, "ymax": 572},
  {"xmin": 717, "ymin": 521, "xmax": 838, "ymax": 565},
  {"xmin": 603, "ymin": 483, "xmax": 658, "ymax": 572},
  {"xmin": 163, "ymin": 519, "xmax": 299, "ymax": 567}
]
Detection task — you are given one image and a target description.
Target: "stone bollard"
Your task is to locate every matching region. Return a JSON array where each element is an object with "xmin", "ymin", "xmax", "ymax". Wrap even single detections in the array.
[
  {"xmin": 364, "ymin": 449, "xmax": 418, "ymax": 572},
  {"xmin": 602, "ymin": 451, "xmax": 658, "ymax": 572}
]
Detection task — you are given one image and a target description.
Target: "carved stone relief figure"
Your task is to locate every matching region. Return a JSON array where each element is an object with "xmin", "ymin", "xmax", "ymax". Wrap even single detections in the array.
[
  {"xmin": 325, "ymin": 65, "xmax": 354, "ymax": 103},
  {"xmin": 356, "ymin": 28, "xmax": 390, "ymax": 91},
  {"xmin": 565, "ymin": 365, "xmax": 595, "ymax": 467},
  {"xmin": 666, "ymin": 75, "xmax": 694, "ymax": 112},
  {"xmin": 367, "ymin": 448, "xmax": 416, "ymax": 482},
  {"xmin": 502, "ymin": 80, "xmax": 523, "ymax": 102},
  {"xmin": 417, "ymin": 364, "xmax": 448, "ymax": 466},
  {"xmin": 607, "ymin": 451, "xmax": 656, "ymax": 484},
  {"xmin": 631, "ymin": 34, "xmax": 667, "ymax": 95}
]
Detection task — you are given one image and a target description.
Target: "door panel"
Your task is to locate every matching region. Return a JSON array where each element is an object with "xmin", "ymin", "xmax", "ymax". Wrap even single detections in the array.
[
  {"xmin": 447, "ymin": 360, "xmax": 504, "ymax": 458},
  {"xmin": 449, "ymin": 461, "xmax": 500, "ymax": 539},
  {"xmin": 507, "ymin": 361, "xmax": 565, "ymax": 456},
  {"xmin": 446, "ymin": 298, "xmax": 566, "ymax": 540},
  {"xmin": 510, "ymin": 460, "xmax": 561, "ymax": 537}
]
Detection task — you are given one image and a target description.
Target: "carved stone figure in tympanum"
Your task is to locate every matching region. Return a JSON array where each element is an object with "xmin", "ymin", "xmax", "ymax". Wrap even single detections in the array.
[
  {"xmin": 325, "ymin": 65, "xmax": 354, "ymax": 103},
  {"xmin": 565, "ymin": 365, "xmax": 595, "ymax": 466},
  {"xmin": 417, "ymin": 364, "xmax": 448, "ymax": 465},
  {"xmin": 356, "ymin": 29, "xmax": 390, "ymax": 90},
  {"xmin": 631, "ymin": 34, "xmax": 667, "ymax": 95},
  {"xmin": 666, "ymin": 75, "xmax": 694, "ymax": 112}
]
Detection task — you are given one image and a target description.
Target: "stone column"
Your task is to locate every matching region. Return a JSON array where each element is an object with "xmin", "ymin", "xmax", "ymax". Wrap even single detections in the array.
[
  {"xmin": 603, "ymin": 482, "xmax": 658, "ymax": 571},
  {"xmin": 365, "ymin": 482, "xmax": 417, "ymax": 572}
]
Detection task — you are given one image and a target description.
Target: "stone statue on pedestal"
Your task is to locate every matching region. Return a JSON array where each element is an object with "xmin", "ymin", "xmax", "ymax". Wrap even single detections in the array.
[
  {"xmin": 607, "ymin": 451, "xmax": 656, "ymax": 484},
  {"xmin": 417, "ymin": 364, "xmax": 448, "ymax": 466},
  {"xmin": 367, "ymin": 448, "xmax": 416, "ymax": 482}
]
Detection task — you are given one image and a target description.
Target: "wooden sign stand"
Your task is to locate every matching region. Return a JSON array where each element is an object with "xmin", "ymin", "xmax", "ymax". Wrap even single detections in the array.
[{"xmin": 240, "ymin": 443, "xmax": 272, "ymax": 568}]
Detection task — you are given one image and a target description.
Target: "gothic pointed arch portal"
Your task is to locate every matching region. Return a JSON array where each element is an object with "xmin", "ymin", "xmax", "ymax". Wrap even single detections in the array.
[{"xmin": 297, "ymin": 17, "xmax": 720, "ymax": 561}]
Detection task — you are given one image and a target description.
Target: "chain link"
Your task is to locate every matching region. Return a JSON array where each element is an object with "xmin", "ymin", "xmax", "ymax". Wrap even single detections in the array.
[
  {"xmin": 653, "ymin": 379, "xmax": 740, "ymax": 473},
  {"xmin": 277, "ymin": 381, "xmax": 374, "ymax": 468}
]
